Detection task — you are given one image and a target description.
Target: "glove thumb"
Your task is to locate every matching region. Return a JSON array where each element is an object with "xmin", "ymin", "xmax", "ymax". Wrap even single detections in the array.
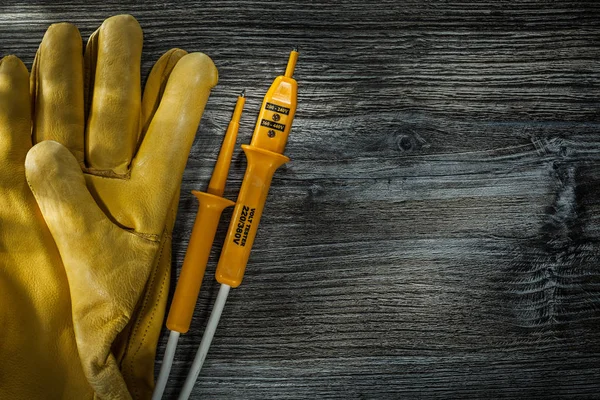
[{"xmin": 25, "ymin": 140, "xmax": 159, "ymax": 399}]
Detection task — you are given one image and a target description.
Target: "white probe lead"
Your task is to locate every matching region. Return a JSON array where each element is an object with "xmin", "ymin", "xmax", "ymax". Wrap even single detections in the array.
[
  {"xmin": 178, "ymin": 284, "xmax": 231, "ymax": 400},
  {"xmin": 152, "ymin": 330, "xmax": 180, "ymax": 400}
]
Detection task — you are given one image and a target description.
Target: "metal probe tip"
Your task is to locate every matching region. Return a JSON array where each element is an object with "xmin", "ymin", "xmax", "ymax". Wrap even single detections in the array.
[
  {"xmin": 240, "ymin": 89, "xmax": 246, "ymax": 98},
  {"xmin": 292, "ymin": 46, "xmax": 299, "ymax": 52}
]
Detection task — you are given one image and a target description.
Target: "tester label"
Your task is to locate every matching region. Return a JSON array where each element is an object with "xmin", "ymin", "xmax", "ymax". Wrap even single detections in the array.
[
  {"xmin": 261, "ymin": 119, "xmax": 285, "ymax": 132},
  {"xmin": 233, "ymin": 205, "xmax": 255, "ymax": 247},
  {"xmin": 265, "ymin": 102, "xmax": 290, "ymax": 115}
]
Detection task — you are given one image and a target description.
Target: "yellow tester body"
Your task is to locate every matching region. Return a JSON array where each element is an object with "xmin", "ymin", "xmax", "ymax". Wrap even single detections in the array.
[{"xmin": 216, "ymin": 50, "xmax": 299, "ymax": 288}]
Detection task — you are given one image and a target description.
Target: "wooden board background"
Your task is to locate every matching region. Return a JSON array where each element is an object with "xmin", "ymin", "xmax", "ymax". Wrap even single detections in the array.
[{"xmin": 1, "ymin": 1, "xmax": 600, "ymax": 398}]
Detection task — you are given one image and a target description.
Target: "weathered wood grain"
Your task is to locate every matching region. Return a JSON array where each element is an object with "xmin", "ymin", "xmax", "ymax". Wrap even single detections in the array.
[{"xmin": 1, "ymin": 0, "xmax": 600, "ymax": 399}]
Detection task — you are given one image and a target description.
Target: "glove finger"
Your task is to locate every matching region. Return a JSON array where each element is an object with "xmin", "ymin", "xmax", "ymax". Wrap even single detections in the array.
[
  {"xmin": 85, "ymin": 14, "xmax": 142, "ymax": 174},
  {"xmin": 25, "ymin": 140, "xmax": 159, "ymax": 399},
  {"xmin": 141, "ymin": 48, "xmax": 188, "ymax": 137},
  {"xmin": 31, "ymin": 23, "xmax": 85, "ymax": 164},
  {"xmin": 0, "ymin": 55, "xmax": 31, "ymax": 166},
  {"xmin": 74, "ymin": 46, "xmax": 187, "ymax": 235},
  {"xmin": 131, "ymin": 52, "xmax": 217, "ymax": 217}
]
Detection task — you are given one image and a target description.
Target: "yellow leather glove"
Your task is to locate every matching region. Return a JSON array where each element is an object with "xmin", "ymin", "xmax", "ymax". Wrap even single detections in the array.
[{"xmin": 0, "ymin": 15, "xmax": 217, "ymax": 399}]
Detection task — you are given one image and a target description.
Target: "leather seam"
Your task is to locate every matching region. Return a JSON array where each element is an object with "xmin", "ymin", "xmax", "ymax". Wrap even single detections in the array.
[
  {"xmin": 82, "ymin": 167, "xmax": 131, "ymax": 179},
  {"xmin": 30, "ymin": 52, "xmax": 40, "ymax": 142},
  {"xmin": 123, "ymin": 227, "xmax": 169, "ymax": 399},
  {"xmin": 130, "ymin": 230, "xmax": 161, "ymax": 242}
]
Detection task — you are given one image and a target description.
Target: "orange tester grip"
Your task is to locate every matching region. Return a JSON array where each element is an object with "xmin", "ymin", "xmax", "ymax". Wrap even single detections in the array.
[
  {"xmin": 216, "ymin": 49, "xmax": 298, "ymax": 288},
  {"xmin": 166, "ymin": 93, "xmax": 245, "ymax": 333}
]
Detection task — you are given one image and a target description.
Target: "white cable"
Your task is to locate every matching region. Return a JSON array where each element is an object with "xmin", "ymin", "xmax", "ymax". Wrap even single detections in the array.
[
  {"xmin": 152, "ymin": 330, "xmax": 180, "ymax": 400},
  {"xmin": 178, "ymin": 284, "xmax": 231, "ymax": 400}
]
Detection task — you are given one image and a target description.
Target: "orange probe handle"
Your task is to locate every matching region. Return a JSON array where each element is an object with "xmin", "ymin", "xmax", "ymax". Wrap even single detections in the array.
[
  {"xmin": 167, "ymin": 193, "xmax": 234, "ymax": 333},
  {"xmin": 216, "ymin": 50, "xmax": 298, "ymax": 288}
]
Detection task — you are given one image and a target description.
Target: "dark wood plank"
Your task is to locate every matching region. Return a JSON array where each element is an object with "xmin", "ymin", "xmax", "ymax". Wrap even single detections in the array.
[{"xmin": 1, "ymin": 1, "xmax": 600, "ymax": 399}]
